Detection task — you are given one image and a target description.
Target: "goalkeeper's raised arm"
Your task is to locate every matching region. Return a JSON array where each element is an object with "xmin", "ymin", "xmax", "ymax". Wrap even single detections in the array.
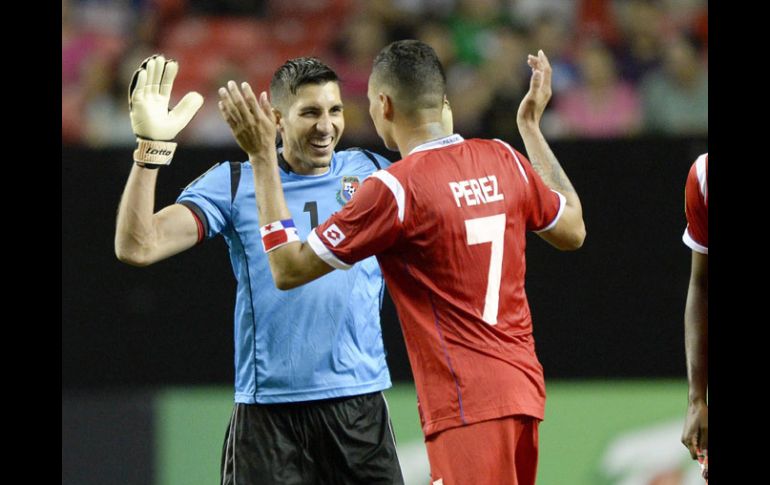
[{"xmin": 114, "ymin": 54, "xmax": 204, "ymax": 266}]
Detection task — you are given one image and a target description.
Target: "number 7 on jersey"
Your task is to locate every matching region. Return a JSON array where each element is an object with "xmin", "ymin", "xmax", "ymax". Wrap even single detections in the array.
[{"xmin": 465, "ymin": 214, "xmax": 506, "ymax": 325}]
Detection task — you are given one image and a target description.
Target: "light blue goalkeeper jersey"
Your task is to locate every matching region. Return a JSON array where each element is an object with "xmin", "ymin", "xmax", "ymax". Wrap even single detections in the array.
[{"xmin": 177, "ymin": 149, "xmax": 392, "ymax": 404}]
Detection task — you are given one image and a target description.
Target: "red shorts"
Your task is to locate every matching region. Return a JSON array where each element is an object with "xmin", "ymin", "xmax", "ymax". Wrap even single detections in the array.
[{"xmin": 425, "ymin": 415, "xmax": 539, "ymax": 485}]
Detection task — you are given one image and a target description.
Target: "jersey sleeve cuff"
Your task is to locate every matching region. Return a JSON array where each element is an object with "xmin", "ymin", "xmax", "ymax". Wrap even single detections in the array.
[
  {"xmin": 534, "ymin": 190, "xmax": 567, "ymax": 233},
  {"xmin": 178, "ymin": 200, "xmax": 208, "ymax": 243},
  {"xmin": 308, "ymin": 229, "xmax": 353, "ymax": 270},
  {"xmin": 682, "ymin": 229, "xmax": 708, "ymax": 254}
]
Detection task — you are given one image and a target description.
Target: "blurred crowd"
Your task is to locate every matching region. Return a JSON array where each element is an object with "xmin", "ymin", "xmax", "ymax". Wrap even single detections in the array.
[{"xmin": 62, "ymin": 0, "xmax": 708, "ymax": 147}]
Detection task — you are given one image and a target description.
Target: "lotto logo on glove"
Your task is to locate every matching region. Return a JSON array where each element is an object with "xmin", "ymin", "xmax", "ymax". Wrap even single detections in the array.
[{"xmin": 128, "ymin": 54, "xmax": 204, "ymax": 142}]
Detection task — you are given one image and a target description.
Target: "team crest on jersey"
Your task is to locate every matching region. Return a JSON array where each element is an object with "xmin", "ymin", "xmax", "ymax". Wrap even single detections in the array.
[{"xmin": 336, "ymin": 176, "xmax": 360, "ymax": 205}]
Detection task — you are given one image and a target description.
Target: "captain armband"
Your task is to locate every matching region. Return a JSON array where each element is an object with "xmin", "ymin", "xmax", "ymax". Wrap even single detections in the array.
[{"xmin": 260, "ymin": 219, "xmax": 300, "ymax": 253}]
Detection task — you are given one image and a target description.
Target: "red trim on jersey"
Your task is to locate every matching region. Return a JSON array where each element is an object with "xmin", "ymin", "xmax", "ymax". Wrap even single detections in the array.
[{"xmin": 184, "ymin": 205, "xmax": 205, "ymax": 244}]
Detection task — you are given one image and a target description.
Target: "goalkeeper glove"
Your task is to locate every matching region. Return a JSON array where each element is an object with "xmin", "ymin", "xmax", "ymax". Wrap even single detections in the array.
[{"xmin": 128, "ymin": 54, "xmax": 203, "ymax": 168}]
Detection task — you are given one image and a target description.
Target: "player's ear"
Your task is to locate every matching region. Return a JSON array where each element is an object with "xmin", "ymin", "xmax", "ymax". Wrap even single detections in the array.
[
  {"xmin": 273, "ymin": 108, "xmax": 284, "ymax": 132},
  {"xmin": 379, "ymin": 93, "xmax": 394, "ymax": 121},
  {"xmin": 442, "ymin": 95, "xmax": 453, "ymax": 132}
]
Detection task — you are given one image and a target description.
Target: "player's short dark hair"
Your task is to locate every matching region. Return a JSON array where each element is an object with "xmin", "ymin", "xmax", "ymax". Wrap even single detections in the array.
[
  {"xmin": 371, "ymin": 40, "xmax": 446, "ymax": 114},
  {"xmin": 270, "ymin": 57, "xmax": 339, "ymax": 111}
]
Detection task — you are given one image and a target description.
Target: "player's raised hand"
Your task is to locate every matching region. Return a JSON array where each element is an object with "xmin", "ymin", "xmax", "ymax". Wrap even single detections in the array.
[
  {"xmin": 127, "ymin": 55, "xmax": 203, "ymax": 168},
  {"xmin": 516, "ymin": 50, "xmax": 553, "ymax": 129},
  {"xmin": 128, "ymin": 55, "xmax": 204, "ymax": 141},
  {"xmin": 218, "ymin": 81, "xmax": 277, "ymax": 160}
]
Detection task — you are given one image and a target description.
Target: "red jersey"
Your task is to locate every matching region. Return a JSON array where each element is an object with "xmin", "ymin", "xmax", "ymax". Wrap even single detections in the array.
[
  {"xmin": 683, "ymin": 153, "xmax": 708, "ymax": 254},
  {"xmin": 308, "ymin": 135, "xmax": 564, "ymax": 436}
]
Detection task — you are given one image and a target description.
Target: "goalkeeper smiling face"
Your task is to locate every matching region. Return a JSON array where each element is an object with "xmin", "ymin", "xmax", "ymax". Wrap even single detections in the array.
[{"xmin": 268, "ymin": 58, "xmax": 345, "ymax": 176}]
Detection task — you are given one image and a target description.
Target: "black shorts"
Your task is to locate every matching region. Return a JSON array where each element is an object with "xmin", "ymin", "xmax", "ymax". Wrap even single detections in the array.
[{"xmin": 220, "ymin": 391, "xmax": 404, "ymax": 485}]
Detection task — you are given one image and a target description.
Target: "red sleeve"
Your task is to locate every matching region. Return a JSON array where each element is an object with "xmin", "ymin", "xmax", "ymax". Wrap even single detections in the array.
[
  {"xmin": 308, "ymin": 173, "xmax": 403, "ymax": 269},
  {"xmin": 503, "ymin": 145, "xmax": 564, "ymax": 232},
  {"xmin": 684, "ymin": 157, "xmax": 708, "ymax": 252}
]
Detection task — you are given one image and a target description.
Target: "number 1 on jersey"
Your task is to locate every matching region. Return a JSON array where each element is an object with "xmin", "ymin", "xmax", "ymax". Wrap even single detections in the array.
[
  {"xmin": 304, "ymin": 201, "xmax": 319, "ymax": 229},
  {"xmin": 465, "ymin": 214, "xmax": 506, "ymax": 325}
]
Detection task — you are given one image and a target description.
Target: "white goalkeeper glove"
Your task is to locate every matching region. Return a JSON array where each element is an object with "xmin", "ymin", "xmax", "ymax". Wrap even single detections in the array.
[{"xmin": 128, "ymin": 54, "xmax": 204, "ymax": 168}]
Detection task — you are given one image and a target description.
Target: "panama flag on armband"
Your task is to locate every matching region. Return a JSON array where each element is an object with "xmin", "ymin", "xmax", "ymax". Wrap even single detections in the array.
[{"xmin": 260, "ymin": 219, "xmax": 300, "ymax": 252}]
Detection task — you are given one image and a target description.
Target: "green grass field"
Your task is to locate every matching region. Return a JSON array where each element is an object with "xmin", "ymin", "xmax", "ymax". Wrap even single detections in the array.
[{"xmin": 156, "ymin": 380, "xmax": 691, "ymax": 485}]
